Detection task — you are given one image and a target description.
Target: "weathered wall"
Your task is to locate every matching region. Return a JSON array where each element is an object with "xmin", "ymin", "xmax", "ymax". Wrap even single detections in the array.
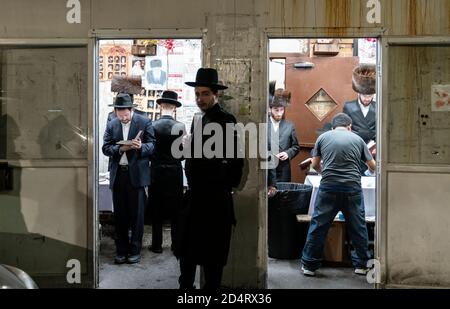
[{"xmin": 0, "ymin": 0, "xmax": 449, "ymax": 288}]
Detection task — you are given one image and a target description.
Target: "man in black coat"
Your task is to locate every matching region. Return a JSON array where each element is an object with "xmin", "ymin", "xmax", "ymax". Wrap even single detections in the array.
[
  {"xmin": 176, "ymin": 68, "xmax": 244, "ymax": 290},
  {"xmin": 148, "ymin": 91, "xmax": 186, "ymax": 254},
  {"xmin": 267, "ymin": 91, "xmax": 300, "ymax": 183},
  {"xmin": 343, "ymin": 64, "xmax": 377, "ymax": 174},
  {"xmin": 343, "ymin": 64, "xmax": 376, "ymax": 144},
  {"xmin": 106, "ymin": 95, "xmax": 148, "ymax": 174},
  {"xmin": 102, "ymin": 93, "xmax": 155, "ymax": 264}
]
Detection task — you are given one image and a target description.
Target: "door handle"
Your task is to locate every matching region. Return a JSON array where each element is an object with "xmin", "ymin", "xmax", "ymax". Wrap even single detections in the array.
[{"xmin": 0, "ymin": 162, "xmax": 13, "ymax": 191}]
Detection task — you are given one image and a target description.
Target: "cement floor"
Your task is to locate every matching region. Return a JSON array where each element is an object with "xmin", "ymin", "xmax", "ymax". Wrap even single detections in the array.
[{"xmin": 99, "ymin": 224, "xmax": 372, "ymax": 289}]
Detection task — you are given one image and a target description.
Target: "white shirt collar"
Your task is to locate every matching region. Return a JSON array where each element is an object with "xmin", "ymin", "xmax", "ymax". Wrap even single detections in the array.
[{"xmin": 270, "ymin": 116, "xmax": 280, "ymax": 132}]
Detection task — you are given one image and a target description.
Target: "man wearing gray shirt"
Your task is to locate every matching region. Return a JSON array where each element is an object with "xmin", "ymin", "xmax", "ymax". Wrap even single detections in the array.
[{"xmin": 300, "ymin": 113, "xmax": 376, "ymax": 277}]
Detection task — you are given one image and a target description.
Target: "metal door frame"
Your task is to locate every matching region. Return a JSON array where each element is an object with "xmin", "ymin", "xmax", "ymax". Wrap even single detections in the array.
[
  {"xmin": 89, "ymin": 29, "xmax": 205, "ymax": 288},
  {"xmin": 265, "ymin": 29, "xmax": 384, "ymax": 289}
]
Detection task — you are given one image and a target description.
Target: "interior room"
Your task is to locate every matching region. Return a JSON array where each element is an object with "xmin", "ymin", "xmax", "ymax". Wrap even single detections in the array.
[{"xmin": 267, "ymin": 38, "xmax": 378, "ymax": 288}]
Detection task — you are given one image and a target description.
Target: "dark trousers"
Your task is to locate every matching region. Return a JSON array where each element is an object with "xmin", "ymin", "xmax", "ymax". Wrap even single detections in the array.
[
  {"xmin": 150, "ymin": 190, "xmax": 181, "ymax": 250},
  {"xmin": 276, "ymin": 160, "xmax": 291, "ymax": 182},
  {"xmin": 112, "ymin": 168, "xmax": 146, "ymax": 256},
  {"xmin": 179, "ymin": 258, "xmax": 224, "ymax": 290},
  {"xmin": 301, "ymin": 187, "xmax": 370, "ymax": 271},
  {"xmin": 151, "ymin": 211, "xmax": 176, "ymax": 250}
]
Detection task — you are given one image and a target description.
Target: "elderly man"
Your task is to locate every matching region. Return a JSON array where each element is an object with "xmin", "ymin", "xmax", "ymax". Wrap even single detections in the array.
[{"xmin": 300, "ymin": 113, "xmax": 376, "ymax": 277}]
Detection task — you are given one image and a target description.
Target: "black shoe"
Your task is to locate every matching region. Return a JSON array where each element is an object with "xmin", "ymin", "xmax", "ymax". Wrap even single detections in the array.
[
  {"xmin": 127, "ymin": 254, "xmax": 141, "ymax": 264},
  {"xmin": 114, "ymin": 255, "xmax": 127, "ymax": 264},
  {"xmin": 148, "ymin": 245, "xmax": 163, "ymax": 254}
]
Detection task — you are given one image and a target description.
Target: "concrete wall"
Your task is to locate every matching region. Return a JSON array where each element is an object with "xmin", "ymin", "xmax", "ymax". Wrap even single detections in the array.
[{"xmin": 0, "ymin": 0, "xmax": 449, "ymax": 288}]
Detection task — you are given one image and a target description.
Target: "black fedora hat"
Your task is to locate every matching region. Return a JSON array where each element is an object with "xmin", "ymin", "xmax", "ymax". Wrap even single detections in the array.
[
  {"xmin": 185, "ymin": 68, "xmax": 228, "ymax": 90},
  {"xmin": 111, "ymin": 93, "xmax": 137, "ymax": 108},
  {"xmin": 156, "ymin": 90, "xmax": 182, "ymax": 107}
]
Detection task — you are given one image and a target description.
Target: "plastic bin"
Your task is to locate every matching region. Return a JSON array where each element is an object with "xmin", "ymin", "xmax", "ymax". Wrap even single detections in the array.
[{"xmin": 268, "ymin": 183, "xmax": 312, "ymax": 259}]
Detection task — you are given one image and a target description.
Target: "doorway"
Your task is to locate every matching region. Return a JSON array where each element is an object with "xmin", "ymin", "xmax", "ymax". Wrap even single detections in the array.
[
  {"xmin": 267, "ymin": 38, "xmax": 378, "ymax": 288},
  {"xmin": 96, "ymin": 38, "xmax": 202, "ymax": 288}
]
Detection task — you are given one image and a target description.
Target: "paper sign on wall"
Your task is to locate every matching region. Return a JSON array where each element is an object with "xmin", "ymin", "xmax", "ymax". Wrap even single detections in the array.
[{"xmin": 431, "ymin": 85, "xmax": 450, "ymax": 112}]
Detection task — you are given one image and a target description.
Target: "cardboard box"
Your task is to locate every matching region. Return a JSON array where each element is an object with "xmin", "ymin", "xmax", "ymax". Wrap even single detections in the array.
[{"xmin": 323, "ymin": 221, "xmax": 347, "ymax": 262}]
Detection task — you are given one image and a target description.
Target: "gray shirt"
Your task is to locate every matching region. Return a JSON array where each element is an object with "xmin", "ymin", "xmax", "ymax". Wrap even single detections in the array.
[{"xmin": 314, "ymin": 128, "xmax": 373, "ymax": 189}]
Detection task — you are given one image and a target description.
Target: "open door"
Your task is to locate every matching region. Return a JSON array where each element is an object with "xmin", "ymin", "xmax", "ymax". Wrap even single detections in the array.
[{"xmin": 0, "ymin": 41, "xmax": 94, "ymax": 288}]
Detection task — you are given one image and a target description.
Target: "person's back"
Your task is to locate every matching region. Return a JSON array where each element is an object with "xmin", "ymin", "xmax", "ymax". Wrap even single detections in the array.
[
  {"xmin": 316, "ymin": 128, "xmax": 368, "ymax": 189},
  {"xmin": 301, "ymin": 113, "xmax": 375, "ymax": 277},
  {"xmin": 148, "ymin": 92, "xmax": 185, "ymax": 254},
  {"xmin": 152, "ymin": 116, "xmax": 185, "ymax": 164}
]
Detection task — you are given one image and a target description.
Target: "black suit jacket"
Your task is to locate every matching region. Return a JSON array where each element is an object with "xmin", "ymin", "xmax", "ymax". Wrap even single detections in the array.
[
  {"xmin": 150, "ymin": 115, "xmax": 186, "ymax": 190},
  {"xmin": 151, "ymin": 115, "xmax": 186, "ymax": 165},
  {"xmin": 343, "ymin": 99, "xmax": 376, "ymax": 143},
  {"xmin": 102, "ymin": 113, "xmax": 155, "ymax": 189}
]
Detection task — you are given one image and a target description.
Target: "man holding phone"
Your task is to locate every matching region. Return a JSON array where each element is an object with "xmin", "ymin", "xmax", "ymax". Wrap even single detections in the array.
[{"xmin": 102, "ymin": 93, "xmax": 155, "ymax": 264}]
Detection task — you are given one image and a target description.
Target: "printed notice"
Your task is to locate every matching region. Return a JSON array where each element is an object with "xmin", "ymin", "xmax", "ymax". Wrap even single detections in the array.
[{"xmin": 431, "ymin": 84, "xmax": 450, "ymax": 112}]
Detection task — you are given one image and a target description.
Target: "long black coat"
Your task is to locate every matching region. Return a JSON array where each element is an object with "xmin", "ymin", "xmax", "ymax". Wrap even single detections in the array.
[
  {"xmin": 343, "ymin": 99, "xmax": 376, "ymax": 143},
  {"xmin": 175, "ymin": 103, "xmax": 244, "ymax": 266},
  {"xmin": 267, "ymin": 117, "xmax": 300, "ymax": 183},
  {"xmin": 149, "ymin": 115, "xmax": 186, "ymax": 219}
]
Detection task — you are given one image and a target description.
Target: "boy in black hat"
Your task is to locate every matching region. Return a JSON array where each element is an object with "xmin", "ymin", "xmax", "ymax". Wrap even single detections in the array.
[
  {"xmin": 148, "ymin": 91, "xmax": 186, "ymax": 254},
  {"xmin": 175, "ymin": 68, "xmax": 244, "ymax": 290},
  {"xmin": 102, "ymin": 93, "xmax": 155, "ymax": 264}
]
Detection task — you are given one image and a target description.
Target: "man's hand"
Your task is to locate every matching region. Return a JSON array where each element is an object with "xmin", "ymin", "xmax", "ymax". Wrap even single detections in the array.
[
  {"xmin": 131, "ymin": 138, "xmax": 142, "ymax": 150},
  {"xmin": 276, "ymin": 152, "xmax": 289, "ymax": 161},
  {"xmin": 268, "ymin": 186, "xmax": 277, "ymax": 198},
  {"xmin": 182, "ymin": 134, "xmax": 191, "ymax": 148}
]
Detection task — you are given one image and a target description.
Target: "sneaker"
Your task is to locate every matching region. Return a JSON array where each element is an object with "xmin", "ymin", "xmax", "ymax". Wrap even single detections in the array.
[
  {"xmin": 127, "ymin": 254, "xmax": 141, "ymax": 264},
  {"xmin": 354, "ymin": 268, "xmax": 368, "ymax": 275},
  {"xmin": 301, "ymin": 265, "xmax": 316, "ymax": 277},
  {"xmin": 114, "ymin": 255, "xmax": 127, "ymax": 264}
]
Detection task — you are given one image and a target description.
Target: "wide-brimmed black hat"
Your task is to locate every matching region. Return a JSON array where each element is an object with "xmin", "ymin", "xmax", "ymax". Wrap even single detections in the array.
[
  {"xmin": 156, "ymin": 90, "xmax": 182, "ymax": 107},
  {"xmin": 185, "ymin": 68, "xmax": 228, "ymax": 90},
  {"xmin": 111, "ymin": 93, "xmax": 137, "ymax": 108}
]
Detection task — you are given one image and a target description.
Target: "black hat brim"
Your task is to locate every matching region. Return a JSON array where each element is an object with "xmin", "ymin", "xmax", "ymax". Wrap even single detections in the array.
[
  {"xmin": 156, "ymin": 98, "xmax": 182, "ymax": 107},
  {"xmin": 185, "ymin": 82, "xmax": 228, "ymax": 90}
]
